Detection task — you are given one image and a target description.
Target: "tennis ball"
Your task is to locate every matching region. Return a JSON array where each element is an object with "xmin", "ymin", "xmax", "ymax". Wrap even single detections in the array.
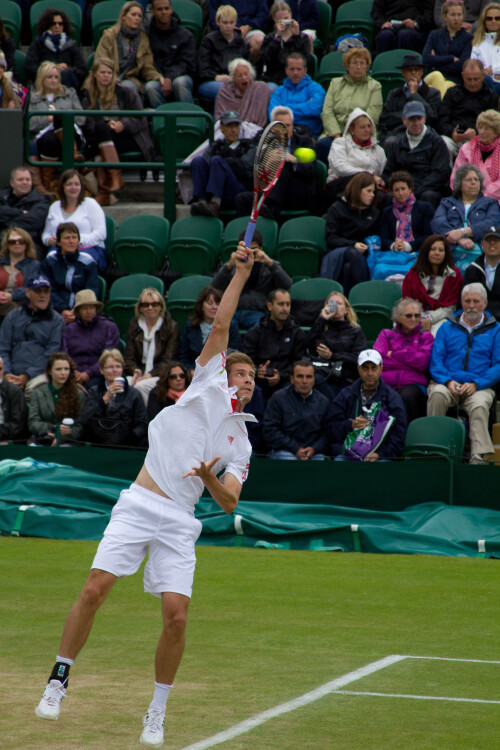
[{"xmin": 294, "ymin": 147, "xmax": 316, "ymax": 163}]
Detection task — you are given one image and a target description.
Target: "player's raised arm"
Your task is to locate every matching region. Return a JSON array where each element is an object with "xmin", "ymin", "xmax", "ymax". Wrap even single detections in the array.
[{"xmin": 198, "ymin": 242, "xmax": 255, "ymax": 366}]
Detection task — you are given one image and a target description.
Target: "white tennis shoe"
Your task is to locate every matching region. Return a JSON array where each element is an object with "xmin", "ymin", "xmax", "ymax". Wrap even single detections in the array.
[
  {"xmin": 35, "ymin": 679, "xmax": 66, "ymax": 720},
  {"xmin": 140, "ymin": 707, "xmax": 165, "ymax": 747}
]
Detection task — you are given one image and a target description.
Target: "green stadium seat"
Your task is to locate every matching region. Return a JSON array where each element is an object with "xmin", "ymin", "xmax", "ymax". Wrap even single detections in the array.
[
  {"xmin": 171, "ymin": 0, "xmax": 203, "ymax": 46},
  {"xmin": 167, "ymin": 216, "xmax": 223, "ymax": 275},
  {"xmin": 221, "ymin": 216, "xmax": 278, "ymax": 262},
  {"xmin": 290, "ymin": 277, "xmax": 343, "ymax": 300},
  {"xmin": 104, "ymin": 214, "xmax": 116, "ymax": 261},
  {"xmin": 348, "ymin": 280, "xmax": 402, "ymax": 345},
  {"xmin": 13, "ymin": 49, "xmax": 27, "ymax": 86},
  {"xmin": 371, "ymin": 49, "xmax": 414, "ymax": 100},
  {"xmin": 112, "ymin": 215, "xmax": 170, "ymax": 273},
  {"xmin": 104, "ymin": 300, "xmax": 136, "ymax": 337},
  {"xmin": 166, "ymin": 274, "xmax": 212, "ymax": 332},
  {"xmin": 31, "ymin": 0, "xmax": 82, "ymax": 44},
  {"xmin": 317, "ymin": 51, "xmax": 346, "ymax": 90},
  {"xmin": 108, "ymin": 274, "xmax": 165, "ymax": 300},
  {"xmin": 333, "ymin": 0, "xmax": 374, "ymax": 49},
  {"xmin": 314, "ymin": 1, "xmax": 332, "ymax": 55},
  {"xmin": 92, "ymin": 0, "xmax": 125, "ymax": 47},
  {"xmin": 0, "ymin": 0, "xmax": 21, "ymax": 45},
  {"xmin": 275, "ymin": 217, "xmax": 326, "ymax": 280},
  {"xmin": 403, "ymin": 416, "xmax": 466, "ymax": 461},
  {"xmin": 97, "ymin": 274, "xmax": 107, "ymax": 302},
  {"xmin": 152, "ymin": 102, "xmax": 212, "ymax": 165},
  {"xmin": 308, "ymin": 52, "xmax": 318, "ymax": 81}
]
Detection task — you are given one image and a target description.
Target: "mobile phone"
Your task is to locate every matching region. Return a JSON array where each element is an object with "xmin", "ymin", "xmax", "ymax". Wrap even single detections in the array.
[
  {"xmin": 266, "ymin": 366, "xmax": 275, "ymax": 377},
  {"xmin": 456, "ymin": 126, "xmax": 465, "ymax": 134}
]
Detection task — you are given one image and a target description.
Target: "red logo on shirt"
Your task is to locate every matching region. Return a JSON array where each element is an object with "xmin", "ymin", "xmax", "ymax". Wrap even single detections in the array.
[
  {"xmin": 228, "ymin": 435, "xmax": 234, "ymax": 444},
  {"xmin": 242, "ymin": 462, "xmax": 250, "ymax": 482}
]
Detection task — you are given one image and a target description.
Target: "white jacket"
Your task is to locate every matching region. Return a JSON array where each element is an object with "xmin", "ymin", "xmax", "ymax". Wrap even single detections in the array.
[
  {"xmin": 327, "ymin": 107, "xmax": 387, "ymax": 183},
  {"xmin": 471, "ymin": 33, "xmax": 500, "ymax": 76}
]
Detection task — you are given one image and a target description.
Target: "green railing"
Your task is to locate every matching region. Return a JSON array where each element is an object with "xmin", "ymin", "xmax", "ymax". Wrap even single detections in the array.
[{"xmin": 25, "ymin": 109, "xmax": 214, "ymax": 224}]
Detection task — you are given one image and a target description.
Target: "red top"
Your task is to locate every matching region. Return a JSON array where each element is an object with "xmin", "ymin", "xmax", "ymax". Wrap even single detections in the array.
[{"xmin": 402, "ymin": 267, "xmax": 463, "ymax": 311}]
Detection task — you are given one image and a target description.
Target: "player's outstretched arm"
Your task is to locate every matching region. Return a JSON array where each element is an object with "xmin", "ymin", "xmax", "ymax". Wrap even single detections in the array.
[
  {"xmin": 183, "ymin": 457, "xmax": 242, "ymax": 513},
  {"xmin": 198, "ymin": 242, "xmax": 255, "ymax": 367}
]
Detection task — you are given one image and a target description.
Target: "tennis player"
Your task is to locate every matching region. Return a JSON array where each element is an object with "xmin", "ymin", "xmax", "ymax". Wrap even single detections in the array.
[{"xmin": 35, "ymin": 242, "xmax": 257, "ymax": 748}]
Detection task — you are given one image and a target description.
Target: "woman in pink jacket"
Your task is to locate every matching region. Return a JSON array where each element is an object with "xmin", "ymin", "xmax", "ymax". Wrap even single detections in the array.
[
  {"xmin": 374, "ymin": 297, "xmax": 434, "ymax": 423},
  {"xmin": 451, "ymin": 109, "xmax": 500, "ymax": 200}
]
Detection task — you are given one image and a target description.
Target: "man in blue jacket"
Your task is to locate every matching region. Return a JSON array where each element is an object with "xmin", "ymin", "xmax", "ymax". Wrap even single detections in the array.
[
  {"xmin": 268, "ymin": 52, "xmax": 326, "ymax": 137},
  {"xmin": 263, "ymin": 359, "xmax": 329, "ymax": 459},
  {"xmin": 428, "ymin": 282, "xmax": 500, "ymax": 464},
  {"xmin": 326, "ymin": 349, "xmax": 407, "ymax": 460}
]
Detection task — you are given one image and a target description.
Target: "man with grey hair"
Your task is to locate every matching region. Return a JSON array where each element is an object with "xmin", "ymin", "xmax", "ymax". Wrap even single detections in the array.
[
  {"xmin": 427, "ymin": 282, "xmax": 500, "ymax": 464},
  {"xmin": 464, "ymin": 225, "xmax": 500, "ymax": 321}
]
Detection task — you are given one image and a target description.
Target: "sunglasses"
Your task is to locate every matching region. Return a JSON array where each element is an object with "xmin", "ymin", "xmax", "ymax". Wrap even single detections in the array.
[
  {"xmin": 486, "ymin": 14, "xmax": 500, "ymax": 19},
  {"xmin": 51, "ymin": 20, "xmax": 64, "ymax": 25},
  {"xmin": 140, "ymin": 301, "xmax": 161, "ymax": 308},
  {"xmin": 168, "ymin": 373, "xmax": 186, "ymax": 379},
  {"xmin": 8, "ymin": 238, "xmax": 26, "ymax": 245},
  {"xmin": 403, "ymin": 313, "xmax": 421, "ymax": 319}
]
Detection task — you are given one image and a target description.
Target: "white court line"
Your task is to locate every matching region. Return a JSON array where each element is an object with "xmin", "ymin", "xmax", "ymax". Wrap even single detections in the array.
[
  {"xmin": 405, "ymin": 655, "xmax": 500, "ymax": 665},
  {"xmin": 178, "ymin": 655, "xmax": 406, "ymax": 750},
  {"xmin": 335, "ymin": 690, "xmax": 500, "ymax": 705}
]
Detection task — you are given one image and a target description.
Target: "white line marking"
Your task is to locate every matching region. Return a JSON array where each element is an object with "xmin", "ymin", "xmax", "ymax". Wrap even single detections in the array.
[
  {"xmin": 334, "ymin": 690, "xmax": 500, "ymax": 705},
  {"xmin": 178, "ymin": 655, "xmax": 406, "ymax": 750},
  {"xmin": 405, "ymin": 655, "xmax": 500, "ymax": 665}
]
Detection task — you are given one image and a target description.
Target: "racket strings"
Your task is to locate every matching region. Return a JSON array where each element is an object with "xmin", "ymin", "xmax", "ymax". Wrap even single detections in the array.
[{"xmin": 255, "ymin": 125, "xmax": 287, "ymax": 191}]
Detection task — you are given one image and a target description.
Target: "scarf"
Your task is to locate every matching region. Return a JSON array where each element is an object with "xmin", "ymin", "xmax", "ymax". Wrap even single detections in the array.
[
  {"xmin": 351, "ymin": 134, "xmax": 372, "ymax": 148},
  {"xmin": 138, "ymin": 316, "xmax": 163, "ymax": 375},
  {"xmin": 468, "ymin": 136, "xmax": 500, "ymax": 183},
  {"xmin": 200, "ymin": 320, "xmax": 213, "ymax": 344},
  {"xmin": 393, "ymin": 193, "xmax": 416, "ymax": 242},
  {"xmin": 166, "ymin": 387, "xmax": 185, "ymax": 402},
  {"xmin": 42, "ymin": 31, "xmax": 68, "ymax": 53},
  {"xmin": 116, "ymin": 25, "xmax": 140, "ymax": 77}
]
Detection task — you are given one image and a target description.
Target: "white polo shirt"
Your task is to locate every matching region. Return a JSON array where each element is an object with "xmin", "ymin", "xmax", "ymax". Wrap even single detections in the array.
[{"xmin": 145, "ymin": 351, "xmax": 256, "ymax": 512}]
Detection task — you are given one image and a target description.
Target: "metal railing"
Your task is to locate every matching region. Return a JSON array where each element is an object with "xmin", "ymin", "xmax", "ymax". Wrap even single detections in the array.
[{"xmin": 25, "ymin": 108, "xmax": 214, "ymax": 224}]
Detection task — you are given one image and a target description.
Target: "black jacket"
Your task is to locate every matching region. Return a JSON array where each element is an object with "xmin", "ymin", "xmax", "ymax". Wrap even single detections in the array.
[
  {"xmin": 325, "ymin": 198, "xmax": 380, "ymax": 252},
  {"xmin": 179, "ymin": 318, "xmax": 240, "ymax": 371},
  {"xmin": 0, "ymin": 379, "xmax": 28, "ymax": 441},
  {"xmin": 306, "ymin": 318, "xmax": 367, "ymax": 384},
  {"xmin": 263, "ymin": 383, "xmax": 329, "ymax": 455},
  {"xmin": 382, "ymin": 127, "xmax": 451, "ymax": 198},
  {"xmin": 464, "ymin": 255, "xmax": 500, "ymax": 322},
  {"xmin": 378, "ymin": 82, "xmax": 441, "ymax": 144},
  {"xmin": 81, "ymin": 378, "xmax": 148, "ymax": 447},
  {"xmin": 198, "ymin": 29, "xmax": 250, "ymax": 82},
  {"xmin": 380, "ymin": 200, "xmax": 435, "ymax": 252},
  {"xmin": 25, "ymin": 36, "xmax": 87, "ymax": 85},
  {"xmin": 371, "ymin": 0, "xmax": 434, "ymax": 32},
  {"xmin": 212, "ymin": 260, "xmax": 292, "ymax": 313},
  {"xmin": 241, "ymin": 314, "xmax": 307, "ymax": 385},
  {"xmin": 261, "ymin": 32, "xmax": 311, "ymax": 85},
  {"xmin": 326, "ymin": 377, "xmax": 407, "ymax": 458},
  {"xmin": 437, "ymin": 82, "xmax": 499, "ymax": 137},
  {"xmin": 0, "ymin": 187, "xmax": 49, "ymax": 238},
  {"xmin": 147, "ymin": 13, "xmax": 196, "ymax": 79}
]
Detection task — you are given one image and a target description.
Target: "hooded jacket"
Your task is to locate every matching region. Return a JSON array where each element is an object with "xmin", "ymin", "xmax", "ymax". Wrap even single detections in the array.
[
  {"xmin": 268, "ymin": 74, "xmax": 326, "ymax": 137},
  {"xmin": 327, "ymin": 107, "xmax": 387, "ymax": 182},
  {"xmin": 430, "ymin": 310, "xmax": 500, "ymax": 390},
  {"xmin": 0, "ymin": 301, "xmax": 64, "ymax": 378},
  {"xmin": 320, "ymin": 74, "xmax": 383, "ymax": 138},
  {"xmin": 41, "ymin": 249, "xmax": 99, "ymax": 313},
  {"xmin": 373, "ymin": 323, "xmax": 434, "ymax": 389},
  {"xmin": 147, "ymin": 12, "xmax": 196, "ymax": 79}
]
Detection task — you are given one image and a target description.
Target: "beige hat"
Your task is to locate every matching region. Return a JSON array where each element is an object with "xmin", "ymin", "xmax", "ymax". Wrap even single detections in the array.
[{"xmin": 73, "ymin": 289, "xmax": 104, "ymax": 312}]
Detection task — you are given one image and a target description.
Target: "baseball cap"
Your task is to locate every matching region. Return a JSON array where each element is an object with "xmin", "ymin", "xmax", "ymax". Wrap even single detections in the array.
[
  {"xmin": 358, "ymin": 349, "xmax": 382, "ymax": 366},
  {"xmin": 220, "ymin": 110, "xmax": 242, "ymax": 124},
  {"xmin": 402, "ymin": 101, "xmax": 426, "ymax": 118},
  {"xmin": 482, "ymin": 225, "xmax": 500, "ymax": 240},
  {"xmin": 27, "ymin": 274, "xmax": 51, "ymax": 290},
  {"xmin": 397, "ymin": 53, "xmax": 424, "ymax": 69}
]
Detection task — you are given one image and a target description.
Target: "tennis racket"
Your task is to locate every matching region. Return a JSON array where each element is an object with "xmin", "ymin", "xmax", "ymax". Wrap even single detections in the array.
[{"xmin": 242, "ymin": 121, "xmax": 288, "ymax": 252}]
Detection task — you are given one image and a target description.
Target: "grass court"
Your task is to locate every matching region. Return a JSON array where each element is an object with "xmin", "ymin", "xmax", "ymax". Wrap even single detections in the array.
[{"xmin": 1, "ymin": 538, "xmax": 499, "ymax": 749}]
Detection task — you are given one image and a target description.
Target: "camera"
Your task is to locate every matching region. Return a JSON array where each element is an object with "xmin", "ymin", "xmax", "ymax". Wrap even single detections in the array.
[
  {"xmin": 328, "ymin": 299, "xmax": 338, "ymax": 314},
  {"xmin": 282, "ymin": 18, "xmax": 292, "ymax": 26}
]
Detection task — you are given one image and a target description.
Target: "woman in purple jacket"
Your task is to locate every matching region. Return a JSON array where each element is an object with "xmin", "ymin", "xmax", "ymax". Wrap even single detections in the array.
[
  {"xmin": 373, "ymin": 297, "xmax": 434, "ymax": 422},
  {"xmin": 62, "ymin": 289, "xmax": 120, "ymax": 388}
]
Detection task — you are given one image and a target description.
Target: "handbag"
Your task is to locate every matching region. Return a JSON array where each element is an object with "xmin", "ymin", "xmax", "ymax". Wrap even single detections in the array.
[{"xmin": 88, "ymin": 415, "xmax": 131, "ymax": 446}]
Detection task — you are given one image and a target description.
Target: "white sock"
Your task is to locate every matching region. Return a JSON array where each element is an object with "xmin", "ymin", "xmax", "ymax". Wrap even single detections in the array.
[
  {"xmin": 56, "ymin": 655, "xmax": 74, "ymax": 666},
  {"xmin": 148, "ymin": 681, "xmax": 172, "ymax": 712}
]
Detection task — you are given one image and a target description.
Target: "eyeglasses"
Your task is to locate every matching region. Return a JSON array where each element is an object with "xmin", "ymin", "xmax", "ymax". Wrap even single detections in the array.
[
  {"xmin": 140, "ymin": 301, "xmax": 161, "ymax": 308},
  {"xmin": 403, "ymin": 313, "xmax": 421, "ymax": 319},
  {"xmin": 168, "ymin": 373, "xmax": 186, "ymax": 379},
  {"xmin": 8, "ymin": 238, "xmax": 26, "ymax": 245},
  {"xmin": 486, "ymin": 14, "xmax": 500, "ymax": 20},
  {"xmin": 51, "ymin": 19, "xmax": 64, "ymax": 25}
]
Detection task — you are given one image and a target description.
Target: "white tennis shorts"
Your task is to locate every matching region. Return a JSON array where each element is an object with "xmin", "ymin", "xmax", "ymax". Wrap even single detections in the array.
[{"xmin": 91, "ymin": 483, "xmax": 203, "ymax": 599}]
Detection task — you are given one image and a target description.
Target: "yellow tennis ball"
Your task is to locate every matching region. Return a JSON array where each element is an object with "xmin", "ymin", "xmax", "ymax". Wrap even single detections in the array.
[{"xmin": 294, "ymin": 147, "xmax": 316, "ymax": 163}]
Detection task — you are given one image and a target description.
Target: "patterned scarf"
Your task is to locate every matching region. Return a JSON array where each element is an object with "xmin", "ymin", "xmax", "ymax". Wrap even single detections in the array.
[
  {"xmin": 468, "ymin": 136, "xmax": 500, "ymax": 183},
  {"xmin": 116, "ymin": 25, "xmax": 140, "ymax": 77},
  {"xmin": 42, "ymin": 31, "xmax": 68, "ymax": 53},
  {"xmin": 393, "ymin": 193, "xmax": 416, "ymax": 242}
]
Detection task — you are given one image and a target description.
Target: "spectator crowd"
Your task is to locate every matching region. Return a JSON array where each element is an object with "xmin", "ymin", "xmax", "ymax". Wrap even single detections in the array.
[{"xmin": 2, "ymin": 0, "xmax": 500, "ymax": 465}]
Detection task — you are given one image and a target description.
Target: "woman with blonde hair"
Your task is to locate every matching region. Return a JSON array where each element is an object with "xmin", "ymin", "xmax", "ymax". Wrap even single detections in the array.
[
  {"xmin": 306, "ymin": 289, "xmax": 367, "ymax": 398},
  {"xmin": 124, "ymin": 287, "xmax": 180, "ymax": 404},
  {"xmin": 81, "ymin": 56, "xmax": 154, "ymax": 205},
  {"xmin": 261, "ymin": 1, "xmax": 311, "ymax": 90},
  {"xmin": 451, "ymin": 109, "xmax": 500, "ymax": 199},
  {"xmin": 0, "ymin": 227, "xmax": 39, "ymax": 320},
  {"xmin": 27, "ymin": 61, "xmax": 85, "ymax": 194},
  {"xmin": 94, "ymin": 0, "xmax": 163, "ymax": 107},
  {"xmin": 423, "ymin": 0, "xmax": 472, "ymax": 90},
  {"xmin": 471, "ymin": 2, "xmax": 500, "ymax": 93}
]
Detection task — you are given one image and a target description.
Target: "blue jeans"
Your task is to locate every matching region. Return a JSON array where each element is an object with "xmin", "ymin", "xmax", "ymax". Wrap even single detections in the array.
[
  {"xmin": 198, "ymin": 80, "xmax": 224, "ymax": 101},
  {"xmin": 191, "ymin": 155, "xmax": 246, "ymax": 207},
  {"xmin": 375, "ymin": 28, "xmax": 426, "ymax": 53},
  {"xmin": 144, "ymin": 76, "xmax": 195, "ymax": 106},
  {"xmin": 233, "ymin": 309, "xmax": 265, "ymax": 329},
  {"xmin": 270, "ymin": 450, "xmax": 326, "ymax": 460}
]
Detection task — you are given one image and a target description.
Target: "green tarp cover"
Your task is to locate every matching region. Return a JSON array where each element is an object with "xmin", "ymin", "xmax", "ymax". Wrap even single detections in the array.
[{"xmin": 0, "ymin": 459, "xmax": 499, "ymax": 558}]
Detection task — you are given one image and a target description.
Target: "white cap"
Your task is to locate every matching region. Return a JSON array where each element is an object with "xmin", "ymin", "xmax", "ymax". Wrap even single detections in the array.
[{"xmin": 358, "ymin": 349, "xmax": 382, "ymax": 366}]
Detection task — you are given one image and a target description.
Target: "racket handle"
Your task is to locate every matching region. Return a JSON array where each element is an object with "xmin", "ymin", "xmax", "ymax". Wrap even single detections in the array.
[{"xmin": 242, "ymin": 218, "xmax": 257, "ymax": 259}]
